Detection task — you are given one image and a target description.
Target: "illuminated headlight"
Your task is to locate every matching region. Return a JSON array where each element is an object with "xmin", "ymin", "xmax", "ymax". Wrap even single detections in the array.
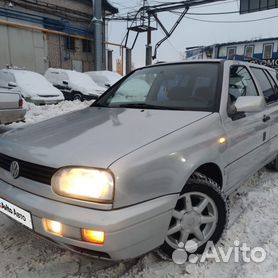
[{"xmin": 51, "ymin": 168, "xmax": 114, "ymax": 203}]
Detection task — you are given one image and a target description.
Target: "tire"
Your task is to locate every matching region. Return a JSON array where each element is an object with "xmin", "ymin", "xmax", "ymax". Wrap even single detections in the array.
[
  {"xmin": 266, "ymin": 155, "xmax": 278, "ymax": 171},
  {"xmin": 72, "ymin": 92, "xmax": 84, "ymax": 101},
  {"xmin": 160, "ymin": 172, "xmax": 228, "ymax": 258}
]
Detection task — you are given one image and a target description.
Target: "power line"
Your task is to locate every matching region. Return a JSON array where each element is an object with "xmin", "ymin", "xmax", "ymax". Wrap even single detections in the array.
[
  {"xmin": 172, "ymin": 10, "xmax": 239, "ymax": 15},
  {"xmin": 183, "ymin": 15, "xmax": 278, "ymax": 23}
]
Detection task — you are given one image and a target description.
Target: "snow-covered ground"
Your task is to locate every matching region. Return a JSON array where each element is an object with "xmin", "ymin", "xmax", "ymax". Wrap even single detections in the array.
[{"xmin": 0, "ymin": 101, "xmax": 278, "ymax": 278}]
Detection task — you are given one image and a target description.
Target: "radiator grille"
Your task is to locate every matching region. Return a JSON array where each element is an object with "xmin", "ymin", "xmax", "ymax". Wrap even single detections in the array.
[{"xmin": 0, "ymin": 153, "xmax": 56, "ymax": 185}]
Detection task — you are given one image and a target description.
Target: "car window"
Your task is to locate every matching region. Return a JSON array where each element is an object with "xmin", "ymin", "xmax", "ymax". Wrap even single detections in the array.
[
  {"xmin": 251, "ymin": 67, "xmax": 278, "ymax": 104},
  {"xmin": 228, "ymin": 66, "xmax": 258, "ymax": 104},
  {"xmin": 268, "ymin": 70, "xmax": 278, "ymax": 84},
  {"xmin": 46, "ymin": 71, "xmax": 58, "ymax": 83},
  {"xmin": 264, "ymin": 70, "xmax": 278, "ymax": 101},
  {"xmin": 59, "ymin": 72, "xmax": 69, "ymax": 82},
  {"xmin": 95, "ymin": 63, "xmax": 220, "ymax": 112},
  {"xmin": 111, "ymin": 77, "xmax": 152, "ymax": 103},
  {"xmin": 0, "ymin": 71, "xmax": 16, "ymax": 83},
  {"xmin": 91, "ymin": 75, "xmax": 109, "ymax": 87},
  {"xmin": 47, "ymin": 71, "xmax": 68, "ymax": 84}
]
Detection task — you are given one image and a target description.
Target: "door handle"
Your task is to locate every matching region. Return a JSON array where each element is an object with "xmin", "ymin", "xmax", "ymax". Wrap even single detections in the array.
[{"xmin": 263, "ymin": 115, "xmax": 271, "ymax": 122}]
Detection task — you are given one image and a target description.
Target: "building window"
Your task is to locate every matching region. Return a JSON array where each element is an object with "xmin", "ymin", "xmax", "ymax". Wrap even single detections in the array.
[
  {"xmin": 65, "ymin": 36, "xmax": 75, "ymax": 51},
  {"xmin": 244, "ymin": 45, "xmax": 254, "ymax": 59},
  {"xmin": 227, "ymin": 47, "xmax": 236, "ymax": 59},
  {"xmin": 263, "ymin": 44, "xmax": 273, "ymax": 59},
  {"xmin": 82, "ymin": 39, "xmax": 92, "ymax": 53}
]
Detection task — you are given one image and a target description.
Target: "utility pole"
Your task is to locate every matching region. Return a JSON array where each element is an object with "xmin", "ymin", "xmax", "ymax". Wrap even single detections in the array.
[
  {"xmin": 123, "ymin": 0, "xmax": 228, "ymax": 63},
  {"xmin": 146, "ymin": 14, "xmax": 152, "ymax": 65},
  {"xmin": 145, "ymin": 0, "xmax": 152, "ymax": 66},
  {"xmin": 92, "ymin": 0, "xmax": 103, "ymax": 70}
]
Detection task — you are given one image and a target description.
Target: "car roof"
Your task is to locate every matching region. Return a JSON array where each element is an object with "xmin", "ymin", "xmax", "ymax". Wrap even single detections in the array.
[
  {"xmin": 46, "ymin": 68, "xmax": 80, "ymax": 74},
  {"xmin": 144, "ymin": 59, "xmax": 274, "ymax": 71},
  {"xmin": 0, "ymin": 69, "xmax": 38, "ymax": 75}
]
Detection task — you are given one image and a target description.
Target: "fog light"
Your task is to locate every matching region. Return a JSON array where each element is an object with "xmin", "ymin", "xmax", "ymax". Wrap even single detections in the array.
[
  {"xmin": 43, "ymin": 219, "xmax": 62, "ymax": 236},
  {"xmin": 82, "ymin": 229, "xmax": 105, "ymax": 244}
]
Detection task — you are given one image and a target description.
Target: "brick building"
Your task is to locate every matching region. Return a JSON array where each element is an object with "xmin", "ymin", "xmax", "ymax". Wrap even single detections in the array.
[{"xmin": 0, "ymin": 0, "xmax": 118, "ymax": 73}]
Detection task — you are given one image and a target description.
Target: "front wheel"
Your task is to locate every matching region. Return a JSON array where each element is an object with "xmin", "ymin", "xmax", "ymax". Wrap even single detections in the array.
[
  {"xmin": 72, "ymin": 92, "xmax": 84, "ymax": 101},
  {"xmin": 160, "ymin": 172, "xmax": 228, "ymax": 257}
]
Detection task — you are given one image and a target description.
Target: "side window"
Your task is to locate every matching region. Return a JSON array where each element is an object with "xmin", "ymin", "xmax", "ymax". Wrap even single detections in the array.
[
  {"xmin": 229, "ymin": 66, "xmax": 258, "ymax": 104},
  {"xmin": 251, "ymin": 67, "xmax": 278, "ymax": 104},
  {"xmin": 269, "ymin": 70, "xmax": 278, "ymax": 84}
]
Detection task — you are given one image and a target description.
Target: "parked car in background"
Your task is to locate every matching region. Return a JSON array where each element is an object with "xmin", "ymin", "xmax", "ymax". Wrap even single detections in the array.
[
  {"xmin": 85, "ymin": 70, "xmax": 122, "ymax": 89},
  {"xmin": 1, "ymin": 60, "xmax": 278, "ymax": 260},
  {"xmin": 0, "ymin": 80, "xmax": 26, "ymax": 124},
  {"xmin": 45, "ymin": 68, "xmax": 105, "ymax": 101},
  {"xmin": 0, "ymin": 69, "xmax": 64, "ymax": 105}
]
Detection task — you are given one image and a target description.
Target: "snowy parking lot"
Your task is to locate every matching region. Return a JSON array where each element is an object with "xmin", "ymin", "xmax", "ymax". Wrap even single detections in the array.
[{"xmin": 0, "ymin": 101, "xmax": 278, "ymax": 278}]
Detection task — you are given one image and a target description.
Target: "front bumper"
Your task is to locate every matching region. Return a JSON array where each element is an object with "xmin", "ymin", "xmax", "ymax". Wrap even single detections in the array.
[
  {"xmin": 0, "ymin": 108, "xmax": 26, "ymax": 124},
  {"xmin": 0, "ymin": 178, "xmax": 177, "ymax": 260}
]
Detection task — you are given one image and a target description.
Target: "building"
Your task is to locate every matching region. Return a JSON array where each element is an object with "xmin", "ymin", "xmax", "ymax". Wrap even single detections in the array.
[
  {"xmin": 185, "ymin": 37, "xmax": 278, "ymax": 70},
  {"xmin": 0, "ymin": 0, "xmax": 118, "ymax": 73}
]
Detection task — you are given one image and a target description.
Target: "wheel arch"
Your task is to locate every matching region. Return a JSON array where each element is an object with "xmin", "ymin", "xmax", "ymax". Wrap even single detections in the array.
[{"xmin": 188, "ymin": 162, "xmax": 223, "ymax": 189}]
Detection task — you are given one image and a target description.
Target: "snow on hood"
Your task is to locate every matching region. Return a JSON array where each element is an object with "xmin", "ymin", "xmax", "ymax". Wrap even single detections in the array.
[{"xmin": 13, "ymin": 70, "xmax": 63, "ymax": 97}]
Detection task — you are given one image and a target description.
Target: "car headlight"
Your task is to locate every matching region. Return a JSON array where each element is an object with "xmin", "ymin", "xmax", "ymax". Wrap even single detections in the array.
[{"xmin": 51, "ymin": 168, "xmax": 114, "ymax": 203}]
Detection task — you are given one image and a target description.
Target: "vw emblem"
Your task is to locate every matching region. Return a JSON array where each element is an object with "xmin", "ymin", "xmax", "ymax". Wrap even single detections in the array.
[{"xmin": 10, "ymin": 161, "xmax": 20, "ymax": 179}]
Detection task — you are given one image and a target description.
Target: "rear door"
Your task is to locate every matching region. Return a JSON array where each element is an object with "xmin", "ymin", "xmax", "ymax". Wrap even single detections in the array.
[{"xmin": 251, "ymin": 67, "xmax": 278, "ymax": 158}]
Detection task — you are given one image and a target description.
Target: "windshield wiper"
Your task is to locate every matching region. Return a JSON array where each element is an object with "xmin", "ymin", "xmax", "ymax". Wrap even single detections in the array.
[
  {"xmin": 93, "ymin": 102, "xmax": 185, "ymax": 110},
  {"xmin": 118, "ymin": 103, "xmax": 181, "ymax": 110}
]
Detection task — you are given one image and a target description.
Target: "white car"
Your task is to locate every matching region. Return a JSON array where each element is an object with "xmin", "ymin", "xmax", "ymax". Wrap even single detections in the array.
[
  {"xmin": 85, "ymin": 70, "xmax": 122, "ymax": 89},
  {"xmin": 0, "ymin": 69, "xmax": 64, "ymax": 105},
  {"xmin": 45, "ymin": 68, "xmax": 105, "ymax": 101}
]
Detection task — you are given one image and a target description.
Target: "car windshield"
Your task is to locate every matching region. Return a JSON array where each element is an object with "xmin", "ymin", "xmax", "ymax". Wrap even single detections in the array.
[
  {"xmin": 14, "ymin": 71, "xmax": 54, "ymax": 90},
  {"xmin": 94, "ymin": 63, "xmax": 220, "ymax": 112},
  {"xmin": 67, "ymin": 71, "xmax": 103, "ymax": 90}
]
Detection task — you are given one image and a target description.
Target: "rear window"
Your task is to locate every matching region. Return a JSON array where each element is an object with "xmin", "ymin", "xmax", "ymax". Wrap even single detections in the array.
[{"xmin": 0, "ymin": 71, "xmax": 15, "ymax": 83}]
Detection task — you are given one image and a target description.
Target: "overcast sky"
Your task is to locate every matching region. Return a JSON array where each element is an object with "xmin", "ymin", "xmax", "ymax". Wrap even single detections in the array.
[{"xmin": 107, "ymin": 0, "xmax": 278, "ymax": 67}]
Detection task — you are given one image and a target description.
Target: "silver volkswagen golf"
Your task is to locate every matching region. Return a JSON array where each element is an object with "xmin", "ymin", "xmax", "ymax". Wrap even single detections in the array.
[{"xmin": 0, "ymin": 60, "xmax": 278, "ymax": 260}]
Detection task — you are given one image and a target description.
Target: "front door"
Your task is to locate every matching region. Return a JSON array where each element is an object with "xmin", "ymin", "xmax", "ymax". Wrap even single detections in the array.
[{"xmin": 223, "ymin": 65, "xmax": 270, "ymax": 191}]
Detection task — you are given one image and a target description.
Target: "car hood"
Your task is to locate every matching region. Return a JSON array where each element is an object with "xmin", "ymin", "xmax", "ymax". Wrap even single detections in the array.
[
  {"xmin": 21, "ymin": 85, "xmax": 63, "ymax": 98},
  {"xmin": 0, "ymin": 107, "xmax": 212, "ymax": 168}
]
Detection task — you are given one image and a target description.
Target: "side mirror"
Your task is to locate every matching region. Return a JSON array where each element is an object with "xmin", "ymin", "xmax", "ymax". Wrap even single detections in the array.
[
  {"xmin": 234, "ymin": 96, "xmax": 265, "ymax": 113},
  {"xmin": 8, "ymin": 82, "xmax": 17, "ymax": 88},
  {"xmin": 62, "ymin": 80, "xmax": 69, "ymax": 85}
]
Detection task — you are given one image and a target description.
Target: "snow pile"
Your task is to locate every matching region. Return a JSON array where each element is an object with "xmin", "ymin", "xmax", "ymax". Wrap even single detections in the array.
[
  {"xmin": 0, "ymin": 101, "xmax": 277, "ymax": 277},
  {"xmin": 10, "ymin": 100, "xmax": 92, "ymax": 128}
]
